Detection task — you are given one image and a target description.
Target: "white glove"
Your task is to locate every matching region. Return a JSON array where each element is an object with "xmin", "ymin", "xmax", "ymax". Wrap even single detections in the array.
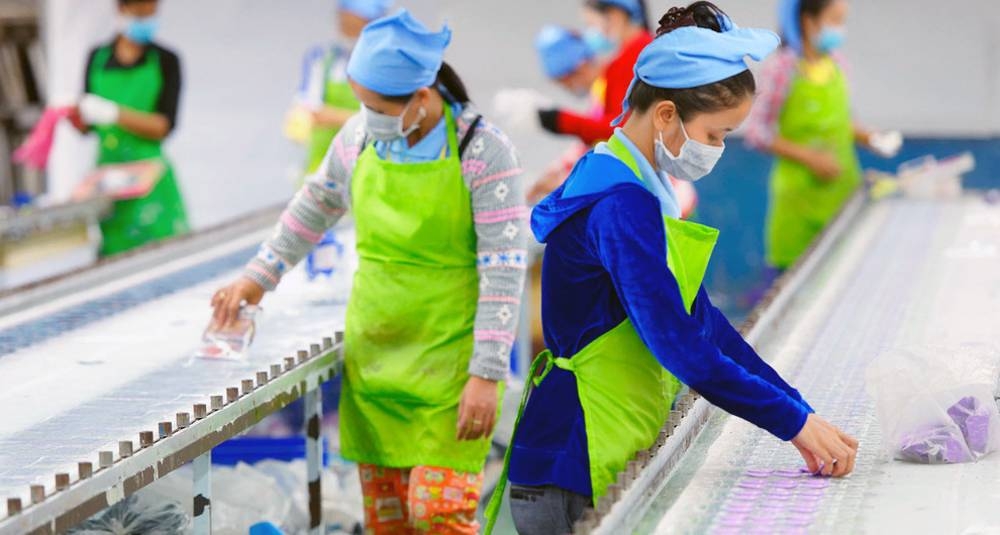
[
  {"xmin": 79, "ymin": 94, "xmax": 120, "ymax": 126},
  {"xmin": 492, "ymin": 88, "xmax": 554, "ymax": 132},
  {"xmin": 869, "ymin": 130, "xmax": 903, "ymax": 158}
]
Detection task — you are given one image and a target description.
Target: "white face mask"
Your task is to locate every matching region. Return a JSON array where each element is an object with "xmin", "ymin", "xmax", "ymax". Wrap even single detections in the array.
[
  {"xmin": 362, "ymin": 99, "xmax": 426, "ymax": 142},
  {"xmin": 654, "ymin": 119, "xmax": 725, "ymax": 182}
]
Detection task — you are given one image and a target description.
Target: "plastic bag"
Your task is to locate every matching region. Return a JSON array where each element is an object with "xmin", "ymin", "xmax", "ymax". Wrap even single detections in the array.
[
  {"xmin": 866, "ymin": 344, "xmax": 1000, "ymax": 464},
  {"xmin": 67, "ymin": 495, "xmax": 188, "ymax": 534},
  {"xmin": 194, "ymin": 305, "xmax": 261, "ymax": 361}
]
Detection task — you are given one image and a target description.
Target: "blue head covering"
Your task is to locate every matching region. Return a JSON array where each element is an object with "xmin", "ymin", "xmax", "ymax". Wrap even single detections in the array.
[
  {"xmin": 779, "ymin": 0, "xmax": 804, "ymax": 53},
  {"xmin": 346, "ymin": 9, "xmax": 451, "ymax": 96},
  {"xmin": 536, "ymin": 25, "xmax": 595, "ymax": 79},
  {"xmin": 338, "ymin": 0, "xmax": 393, "ymax": 21},
  {"xmin": 594, "ymin": 0, "xmax": 645, "ymax": 24},
  {"xmin": 610, "ymin": 16, "xmax": 780, "ymax": 125}
]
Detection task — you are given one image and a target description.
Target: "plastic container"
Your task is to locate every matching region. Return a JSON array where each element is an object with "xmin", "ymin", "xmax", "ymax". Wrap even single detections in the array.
[{"xmin": 212, "ymin": 436, "xmax": 331, "ymax": 467}]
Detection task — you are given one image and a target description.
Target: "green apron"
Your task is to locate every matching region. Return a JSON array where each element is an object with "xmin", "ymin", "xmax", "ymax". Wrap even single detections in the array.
[
  {"xmin": 765, "ymin": 56, "xmax": 860, "ymax": 269},
  {"xmin": 340, "ymin": 106, "xmax": 500, "ymax": 474},
  {"xmin": 485, "ymin": 141, "xmax": 718, "ymax": 533},
  {"xmin": 88, "ymin": 44, "xmax": 189, "ymax": 256},
  {"xmin": 305, "ymin": 49, "xmax": 360, "ymax": 174}
]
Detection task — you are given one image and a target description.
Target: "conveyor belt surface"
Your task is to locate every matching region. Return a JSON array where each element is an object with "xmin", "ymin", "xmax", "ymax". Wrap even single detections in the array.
[
  {"xmin": 0, "ymin": 223, "xmax": 355, "ymax": 510},
  {"xmin": 635, "ymin": 196, "xmax": 1000, "ymax": 534}
]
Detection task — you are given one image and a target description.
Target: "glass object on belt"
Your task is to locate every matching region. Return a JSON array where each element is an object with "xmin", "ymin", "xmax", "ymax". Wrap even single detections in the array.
[{"xmin": 195, "ymin": 305, "xmax": 261, "ymax": 360}]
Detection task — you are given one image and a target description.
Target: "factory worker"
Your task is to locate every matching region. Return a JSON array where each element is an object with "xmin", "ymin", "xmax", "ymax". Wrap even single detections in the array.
[
  {"xmin": 295, "ymin": 0, "xmax": 394, "ymax": 176},
  {"xmin": 211, "ymin": 10, "xmax": 527, "ymax": 534},
  {"xmin": 486, "ymin": 3, "xmax": 858, "ymax": 534},
  {"xmin": 745, "ymin": 0, "xmax": 902, "ymax": 270},
  {"xmin": 534, "ymin": 0, "xmax": 653, "ymax": 146},
  {"xmin": 76, "ymin": 0, "xmax": 188, "ymax": 255}
]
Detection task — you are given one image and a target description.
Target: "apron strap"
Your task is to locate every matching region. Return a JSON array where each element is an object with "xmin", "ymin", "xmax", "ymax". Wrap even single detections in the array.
[
  {"xmin": 484, "ymin": 349, "xmax": 553, "ymax": 534},
  {"xmin": 458, "ymin": 114, "xmax": 483, "ymax": 158}
]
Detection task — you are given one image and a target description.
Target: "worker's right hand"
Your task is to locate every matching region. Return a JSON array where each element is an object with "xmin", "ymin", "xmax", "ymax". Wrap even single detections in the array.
[
  {"xmin": 78, "ymin": 94, "xmax": 120, "ymax": 126},
  {"xmin": 791, "ymin": 414, "xmax": 858, "ymax": 477},
  {"xmin": 210, "ymin": 277, "xmax": 265, "ymax": 329},
  {"xmin": 806, "ymin": 150, "xmax": 842, "ymax": 181}
]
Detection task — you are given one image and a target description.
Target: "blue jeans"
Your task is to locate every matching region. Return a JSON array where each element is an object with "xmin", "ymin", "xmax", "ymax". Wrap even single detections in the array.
[{"xmin": 509, "ymin": 484, "xmax": 591, "ymax": 535}]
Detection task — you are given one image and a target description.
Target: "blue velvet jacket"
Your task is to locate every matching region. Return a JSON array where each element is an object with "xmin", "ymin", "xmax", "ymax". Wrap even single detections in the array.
[{"xmin": 508, "ymin": 148, "xmax": 814, "ymax": 497}]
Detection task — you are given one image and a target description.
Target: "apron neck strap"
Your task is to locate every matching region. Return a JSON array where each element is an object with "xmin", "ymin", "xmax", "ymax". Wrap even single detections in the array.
[
  {"xmin": 442, "ymin": 103, "xmax": 459, "ymax": 159},
  {"xmin": 606, "ymin": 134, "xmax": 645, "ymax": 184}
]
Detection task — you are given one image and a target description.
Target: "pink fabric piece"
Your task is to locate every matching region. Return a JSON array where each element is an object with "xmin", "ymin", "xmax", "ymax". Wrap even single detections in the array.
[{"xmin": 13, "ymin": 107, "xmax": 73, "ymax": 170}]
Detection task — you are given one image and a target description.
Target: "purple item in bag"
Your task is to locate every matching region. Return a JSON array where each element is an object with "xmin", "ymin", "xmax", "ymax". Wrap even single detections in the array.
[
  {"xmin": 897, "ymin": 424, "xmax": 972, "ymax": 463},
  {"xmin": 947, "ymin": 396, "xmax": 993, "ymax": 455}
]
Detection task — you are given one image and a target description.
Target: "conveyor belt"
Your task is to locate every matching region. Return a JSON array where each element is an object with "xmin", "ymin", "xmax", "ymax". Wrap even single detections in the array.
[
  {"xmin": 0, "ymin": 212, "xmax": 356, "ymax": 531},
  {"xmin": 603, "ymin": 195, "xmax": 1000, "ymax": 534}
]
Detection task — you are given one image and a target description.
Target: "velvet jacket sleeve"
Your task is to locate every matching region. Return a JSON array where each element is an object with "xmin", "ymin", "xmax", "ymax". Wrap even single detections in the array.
[
  {"xmin": 587, "ymin": 187, "xmax": 809, "ymax": 441},
  {"xmin": 696, "ymin": 287, "xmax": 814, "ymax": 413}
]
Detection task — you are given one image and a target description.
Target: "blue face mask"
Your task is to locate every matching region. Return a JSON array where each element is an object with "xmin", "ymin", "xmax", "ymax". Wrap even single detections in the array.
[
  {"xmin": 583, "ymin": 27, "xmax": 615, "ymax": 56},
  {"xmin": 814, "ymin": 26, "xmax": 845, "ymax": 53},
  {"xmin": 123, "ymin": 16, "xmax": 160, "ymax": 45}
]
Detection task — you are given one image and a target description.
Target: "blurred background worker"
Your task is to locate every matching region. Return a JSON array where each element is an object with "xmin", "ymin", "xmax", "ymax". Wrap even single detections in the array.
[
  {"xmin": 498, "ymin": 1, "xmax": 653, "ymax": 203},
  {"xmin": 535, "ymin": 0, "xmax": 652, "ymax": 146},
  {"xmin": 75, "ymin": 0, "xmax": 188, "ymax": 256},
  {"xmin": 529, "ymin": 23, "xmax": 699, "ymax": 215},
  {"xmin": 744, "ymin": 0, "xmax": 902, "ymax": 271},
  {"xmin": 291, "ymin": 0, "xmax": 394, "ymax": 178},
  {"xmin": 288, "ymin": 0, "xmax": 395, "ymax": 280}
]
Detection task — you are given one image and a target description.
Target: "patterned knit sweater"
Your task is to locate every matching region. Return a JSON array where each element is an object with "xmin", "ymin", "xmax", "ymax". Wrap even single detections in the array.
[{"xmin": 243, "ymin": 105, "xmax": 528, "ymax": 380}]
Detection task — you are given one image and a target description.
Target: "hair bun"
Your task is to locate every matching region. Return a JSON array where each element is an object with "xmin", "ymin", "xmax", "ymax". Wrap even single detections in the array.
[
  {"xmin": 657, "ymin": 2, "xmax": 727, "ymax": 36},
  {"xmin": 657, "ymin": 6, "xmax": 696, "ymax": 36}
]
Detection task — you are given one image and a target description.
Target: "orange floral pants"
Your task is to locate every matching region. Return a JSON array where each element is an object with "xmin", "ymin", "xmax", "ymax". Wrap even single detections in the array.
[{"xmin": 359, "ymin": 464, "xmax": 484, "ymax": 534}]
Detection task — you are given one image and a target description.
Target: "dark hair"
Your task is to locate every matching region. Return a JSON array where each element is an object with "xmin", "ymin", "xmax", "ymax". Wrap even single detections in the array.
[
  {"xmin": 381, "ymin": 61, "xmax": 471, "ymax": 105},
  {"xmin": 799, "ymin": 0, "xmax": 836, "ymax": 18},
  {"xmin": 587, "ymin": 0, "xmax": 651, "ymax": 32},
  {"xmin": 626, "ymin": 1, "xmax": 756, "ymax": 121},
  {"xmin": 118, "ymin": 0, "xmax": 156, "ymax": 5}
]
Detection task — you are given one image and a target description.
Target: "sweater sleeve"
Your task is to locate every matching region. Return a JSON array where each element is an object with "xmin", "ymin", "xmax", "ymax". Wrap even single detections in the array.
[
  {"xmin": 697, "ymin": 287, "xmax": 814, "ymax": 413},
  {"xmin": 460, "ymin": 114, "xmax": 529, "ymax": 380},
  {"xmin": 588, "ymin": 188, "xmax": 809, "ymax": 441},
  {"xmin": 744, "ymin": 49, "xmax": 796, "ymax": 151},
  {"xmin": 242, "ymin": 115, "xmax": 364, "ymax": 290}
]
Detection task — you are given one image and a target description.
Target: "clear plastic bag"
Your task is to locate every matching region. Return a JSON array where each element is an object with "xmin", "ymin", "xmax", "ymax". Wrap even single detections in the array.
[
  {"xmin": 866, "ymin": 344, "xmax": 1000, "ymax": 464},
  {"xmin": 194, "ymin": 305, "xmax": 261, "ymax": 361},
  {"xmin": 67, "ymin": 495, "xmax": 188, "ymax": 534}
]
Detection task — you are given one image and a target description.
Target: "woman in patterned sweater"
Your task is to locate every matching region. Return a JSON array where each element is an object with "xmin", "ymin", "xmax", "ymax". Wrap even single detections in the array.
[{"xmin": 210, "ymin": 10, "xmax": 527, "ymax": 534}]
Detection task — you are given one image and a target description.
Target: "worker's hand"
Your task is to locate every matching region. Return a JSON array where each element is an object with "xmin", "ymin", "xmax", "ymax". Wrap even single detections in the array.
[
  {"xmin": 78, "ymin": 94, "xmax": 120, "ymax": 126},
  {"xmin": 791, "ymin": 414, "xmax": 859, "ymax": 477},
  {"xmin": 806, "ymin": 150, "xmax": 842, "ymax": 181},
  {"xmin": 210, "ymin": 277, "xmax": 265, "ymax": 329},
  {"xmin": 868, "ymin": 130, "xmax": 903, "ymax": 158},
  {"xmin": 537, "ymin": 109, "xmax": 561, "ymax": 135},
  {"xmin": 456, "ymin": 375, "xmax": 499, "ymax": 441}
]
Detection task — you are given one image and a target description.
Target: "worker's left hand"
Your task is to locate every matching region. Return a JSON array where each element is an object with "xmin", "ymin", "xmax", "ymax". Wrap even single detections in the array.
[
  {"xmin": 78, "ymin": 94, "xmax": 120, "ymax": 126},
  {"xmin": 456, "ymin": 375, "xmax": 499, "ymax": 441}
]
